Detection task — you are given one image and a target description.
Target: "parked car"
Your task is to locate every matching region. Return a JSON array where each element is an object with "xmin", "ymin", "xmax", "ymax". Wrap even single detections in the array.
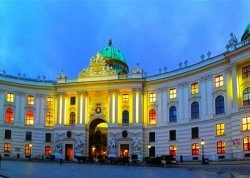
[{"xmin": 50, "ymin": 153, "xmax": 63, "ymax": 161}]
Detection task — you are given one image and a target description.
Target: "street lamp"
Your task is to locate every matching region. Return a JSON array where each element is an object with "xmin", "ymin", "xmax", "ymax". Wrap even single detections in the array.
[
  {"xmin": 200, "ymin": 139, "xmax": 205, "ymax": 164},
  {"xmin": 29, "ymin": 143, "xmax": 32, "ymax": 161},
  {"xmin": 148, "ymin": 143, "xmax": 151, "ymax": 157}
]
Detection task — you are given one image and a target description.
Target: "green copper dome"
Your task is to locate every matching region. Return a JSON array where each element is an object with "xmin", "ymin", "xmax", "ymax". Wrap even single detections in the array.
[
  {"xmin": 241, "ymin": 23, "xmax": 250, "ymax": 41},
  {"xmin": 99, "ymin": 40, "xmax": 128, "ymax": 75},
  {"xmin": 100, "ymin": 40, "xmax": 126, "ymax": 63}
]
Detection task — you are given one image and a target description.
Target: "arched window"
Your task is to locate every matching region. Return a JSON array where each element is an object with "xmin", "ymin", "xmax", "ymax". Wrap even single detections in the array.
[
  {"xmin": 191, "ymin": 143, "xmax": 199, "ymax": 155},
  {"xmin": 243, "ymin": 136, "xmax": 250, "ymax": 151},
  {"xmin": 169, "ymin": 145, "xmax": 177, "ymax": 156},
  {"xmin": 122, "ymin": 110, "xmax": 129, "ymax": 124},
  {"xmin": 243, "ymin": 87, "xmax": 250, "ymax": 106},
  {"xmin": 215, "ymin": 95, "xmax": 225, "ymax": 114},
  {"xmin": 26, "ymin": 110, "xmax": 34, "ymax": 126},
  {"xmin": 5, "ymin": 108, "xmax": 14, "ymax": 123},
  {"xmin": 149, "ymin": 109, "xmax": 157, "ymax": 125},
  {"xmin": 69, "ymin": 112, "xmax": 75, "ymax": 125},
  {"xmin": 45, "ymin": 112, "xmax": 53, "ymax": 127},
  {"xmin": 191, "ymin": 101, "xmax": 199, "ymax": 119},
  {"xmin": 217, "ymin": 141, "xmax": 226, "ymax": 154},
  {"xmin": 169, "ymin": 106, "xmax": 177, "ymax": 122}
]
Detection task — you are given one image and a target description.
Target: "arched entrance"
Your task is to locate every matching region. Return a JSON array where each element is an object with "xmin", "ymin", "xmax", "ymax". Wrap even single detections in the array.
[{"xmin": 89, "ymin": 118, "xmax": 108, "ymax": 157}]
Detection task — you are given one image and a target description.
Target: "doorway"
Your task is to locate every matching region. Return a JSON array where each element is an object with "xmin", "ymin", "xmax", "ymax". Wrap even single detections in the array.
[
  {"xmin": 65, "ymin": 144, "xmax": 73, "ymax": 161},
  {"xmin": 89, "ymin": 118, "xmax": 108, "ymax": 157},
  {"xmin": 120, "ymin": 144, "xmax": 129, "ymax": 157}
]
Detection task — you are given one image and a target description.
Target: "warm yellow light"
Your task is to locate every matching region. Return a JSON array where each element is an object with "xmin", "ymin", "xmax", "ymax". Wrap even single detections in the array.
[
  {"xmin": 148, "ymin": 143, "xmax": 151, "ymax": 149},
  {"xmin": 201, "ymin": 139, "xmax": 205, "ymax": 145}
]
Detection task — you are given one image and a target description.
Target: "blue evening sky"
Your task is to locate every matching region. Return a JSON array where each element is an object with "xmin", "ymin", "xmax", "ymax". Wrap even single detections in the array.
[{"xmin": 0, "ymin": 0, "xmax": 249, "ymax": 80}]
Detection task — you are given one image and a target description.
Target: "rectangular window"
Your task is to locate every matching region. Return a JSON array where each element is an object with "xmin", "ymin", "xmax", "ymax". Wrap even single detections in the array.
[
  {"xmin": 217, "ymin": 141, "xmax": 226, "ymax": 154},
  {"xmin": 149, "ymin": 132, "xmax": 155, "ymax": 142},
  {"xmin": 149, "ymin": 146, "xmax": 155, "ymax": 157},
  {"xmin": 149, "ymin": 93, "xmax": 156, "ymax": 103},
  {"xmin": 191, "ymin": 127, "xmax": 199, "ymax": 139},
  {"xmin": 192, "ymin": 143, "xmax": 199, "ymax": 155},
  {"xmin": 169, "ymin": 130, "xmax": 176, "ymax": 141},
  {"xmin": 215, "ymin": 75, "xmax": 224, "ymax": 88},
  {"xmin": 122, "ymin": 94, "xmax": 129, "ymax": 103},
  {"xmin": 45, "ymin": 133, "xmax": 51, "ymax": 142},
  {"xmin": 242, "ymin": 116, "xmax": 250, "ymax": 131},
  {"xmin": 191, "ymin": 82, "xmax": 199, "ymax": 95},
  {"xmin": 169, "ymin": 88, "xmax": 176, "ymax": 99},
  {"xmin": 4, "ymin": 143, "xmax": 11, "ymax": 153},
  {"xmin": 45, "ymin": 146, "xmax": 52, "ymax": 156},
  {"xmin": 6, "ymin": 93, "xmax": 14, "ymax": 103},
  {"xmin": 46, "ymin": 97, "xmax": 53, "ymax": 106},
  {"xmin": 27, "ymin": 95, "xmax": 35, "ymax": 105},
  {"xmin": 25, "ymin": 131, "xmax": 32, "ymax": 141},
  {"xmin": 5, "ymin": 129, "xmax": 11, "ymax": 139},
  {"xmin": 242, "ymin": 65, "xmax": 250, "ymax": 79},
  {"xmin": 70, "ymin": 96, "xmax": 76, "ymax": 105},
  {"xmin": 216, "ymin": 123, "xmax": 225, "ymax": 136}
]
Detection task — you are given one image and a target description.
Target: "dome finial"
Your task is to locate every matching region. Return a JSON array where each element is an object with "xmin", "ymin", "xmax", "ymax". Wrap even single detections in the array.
[{"xmin": 108, "ymin": 39, "xmax": 112, "ymax": 46}]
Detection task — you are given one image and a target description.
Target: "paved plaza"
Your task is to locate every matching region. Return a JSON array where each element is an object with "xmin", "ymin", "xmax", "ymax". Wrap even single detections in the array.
[{"xmin": 0, "ymin": 160, "xmax": 240, "ymax": 178}]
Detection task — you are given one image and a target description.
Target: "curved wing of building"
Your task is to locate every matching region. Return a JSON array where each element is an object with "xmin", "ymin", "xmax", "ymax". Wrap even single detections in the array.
[{"xmin": 0, "ymin": 25, "xmax": 250, "ymax": 162}]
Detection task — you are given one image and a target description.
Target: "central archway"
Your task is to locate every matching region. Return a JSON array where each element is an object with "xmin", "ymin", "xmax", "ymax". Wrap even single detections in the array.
[{"xmin": 89, "ymin": 118, "xmax": 108, "ymax": 157}]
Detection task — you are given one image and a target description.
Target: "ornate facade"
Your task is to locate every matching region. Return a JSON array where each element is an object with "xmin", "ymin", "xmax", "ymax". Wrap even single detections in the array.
[{"xmin": 0, "ymin": 25, "xmax": 250, "ymax": 162}]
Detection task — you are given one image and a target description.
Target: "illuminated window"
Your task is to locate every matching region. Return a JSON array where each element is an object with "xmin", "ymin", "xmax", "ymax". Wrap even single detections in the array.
[
  {"xmin": 243, "ymin": 136, "xmax": 250, "ymax": 151},
  {"xmin": 5, "ymin": 108, "xmax": 14, "ymax": 123},
  {"xmin": 26, "ymin": 110, "xmax": 34, "ymax": 126},
  {"xmin": 45, "ymin": 146, "xmax": 52, "ymax": 156},
  {"xmin": 46, "ymin": 97, "xmax": 53, "ymax": 106},
  {"xmin": 169, "ymin": 106, "xmax": 177, "ymax": 122},
  {"xmin": 217, "ymin": 141, "xmax": 226, "ymax": 154},
  {"xmin": 242, "ymin": 65, "xmax": 250, "ymax": 79},
  {"xmin": 242, "ymin": 116, "xmax": 250, "ymax": 131},
  {"xmin": 215, "ymin": 75, "xmax": 224, "ymax": 88},
  {"xmin": 149, "ymin": 109, "xmax": 157, "ymax": 125},
  {"xmin": 216, "ymin": 123, "xmax": 225, "ymax": 136},
  {"xmin": 215, "ymin": 95, "xmax": 225, "ymax": 114},
  {"xmin": 243, "ymin": 87, "xmax": 250, "ymax": 106},
  {"xmin": 169, "ymin": 88, "xmax": 176, "ymax": 99},
  {"xmin": 45, "ymin": 112, "xmax": 53, "ymax": 127},
  {"xmin": 191, "ymin": 101, "xmax": 199, "ymax": 119},
  {"xmin": 70, "ymin": 96, "xmax": 76, "ymax": 105},
  {"xmin": 122, "ymin": 110, "xmax": 129, "ymax": 124},
  {"xmin": 122, "ymin": 94, "xmax": 129, "ymax": 103},
  {"xmin": 169, "ymin": 145, "xmax": 177, "ymax": 156},
  {"xmin": 191, "ymin": 143, "xmax": 199, "ymax": 155},
  {"xmin": 27, "ymin": 95, "xmax": 34, "ymax": 105},
  {"xmin": 69, "ymin": 112, "xmax": 76, "ymax": 125},
  {"xmin": 25, "ymin": 144, "xmax": 32, "ymax": 155},
  {"xmin": 6, "ymin": 93, "xmax": 14, "ymax": 103},
  {"xmin": 4, "ymin": 143, "xmax": 11, "ymax": 153},
  {"xmin": 149, "ymin": 93, "xmax": 156, "ymax": 103},
  {"xmin": 191, "ymin": 82, "xmax": 199, "ymax": 94}
]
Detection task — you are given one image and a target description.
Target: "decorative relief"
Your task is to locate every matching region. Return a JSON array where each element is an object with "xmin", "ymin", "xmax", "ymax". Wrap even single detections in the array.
[{"xmin": 78, "ymin": 52, "xmax": 117, "ymax": 78}]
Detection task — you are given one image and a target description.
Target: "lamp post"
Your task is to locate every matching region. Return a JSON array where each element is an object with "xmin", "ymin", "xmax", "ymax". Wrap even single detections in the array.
[
  {"xmin": 147, "ymin": 143, "xmax": 151, "ymax": 157},
  {"xmin": 29, "ymin": 143, "xmax": 32, "ymax": 161},
  {"xmin": 201, "ymin": 139, "xmax": 205, "ymax": 164}
]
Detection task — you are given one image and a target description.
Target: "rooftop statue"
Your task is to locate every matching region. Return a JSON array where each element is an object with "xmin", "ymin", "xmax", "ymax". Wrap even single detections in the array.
[{"xmin": 226, "ymin": 33, "xmax": 238, "ymax": 51}]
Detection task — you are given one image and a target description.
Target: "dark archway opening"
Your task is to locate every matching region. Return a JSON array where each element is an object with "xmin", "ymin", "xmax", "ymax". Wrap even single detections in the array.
[{"xmin": 89, "ymin": 118, "xmax": 108, "ymax": 157}]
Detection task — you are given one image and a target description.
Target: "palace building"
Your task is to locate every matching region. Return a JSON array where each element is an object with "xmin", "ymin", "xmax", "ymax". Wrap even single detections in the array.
[{"xmin": 0, "ymin": 24, "xmax": 250, "ymax": 162}]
